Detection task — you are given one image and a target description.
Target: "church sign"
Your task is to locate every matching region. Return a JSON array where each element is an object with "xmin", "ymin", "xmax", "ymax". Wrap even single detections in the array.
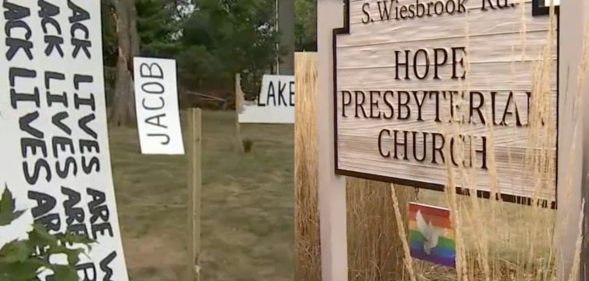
[{"xmin": 333, "ymin": 0, "xmax": 558, "ymax": 203}]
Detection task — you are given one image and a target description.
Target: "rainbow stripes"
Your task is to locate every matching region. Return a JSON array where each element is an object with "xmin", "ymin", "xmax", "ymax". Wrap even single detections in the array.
[{"xmin": 408, "ymin": 203, "xmax": 456, "ymax": 268}]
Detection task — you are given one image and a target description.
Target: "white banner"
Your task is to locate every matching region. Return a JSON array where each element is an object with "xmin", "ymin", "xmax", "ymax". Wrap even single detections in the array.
[
  {"xmin": 238, "ymin": 75, "xmax": 295, "ymax": 124},
  {"xmin": 0, "ymin": 1, "xmax": 129, "ymax": 280},
  {"xmin": 133, "ymin": 57, "xmax": 184, "ymax": 155}
]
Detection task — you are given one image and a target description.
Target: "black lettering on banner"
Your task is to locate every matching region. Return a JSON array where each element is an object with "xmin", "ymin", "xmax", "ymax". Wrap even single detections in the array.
[
  {"xmin": 142, "ymin": 97, "xmax": 165, "ymax": 110},
  {"xmin": 277, "ymin": 81, "xmax": 288, "ymax": 106},
  {"xmin": 3, "ymin": 1, "xmax": 34, "ymax": 60},
  {"xmin": 100, "ymin": 251, "xmax": 117, "ymax": 281},
  {"xmin": 140, "ymin": 63, "xmax": 163, "ymax": 78},
  {"xmin": 62, "ymin": 186, "xmax": 88, "ymax": 237},
  {"xmin": 28, "ymin": 191, "xmax": 60, "ymax": 232},
  {"xmin": 56, "ymin": 153, "xmax": 78, "ymax": 179},
  {"xmin": 68, "ymin": 0, "xmax": 92, "ymax": 59},
  {"xmin": 148, "ymin": 134, "xmax": 171, "ymax": 145},
  {"xmin": 289, "ymin": 81, "xmax": 295, "ymax": 106},
  {"xmin": 74, "ymin": 93, "xmax": 96, "ymax": 111},
  {"xmin": 74, "ymin": 74, "xmax": 93, "ymax": 89},
  {"xmin": 74, "ymin": 75, "xmax": 96, "ymax": 111},
  {"xmin": 10, "ymin": 68, "xmax": 39, "ymax": 109},
  {"xmin": 20, "ymin": 112, "xmax": 44, "ymax": 139},
  {"xmin": 39, "ymin": 0, "xmax": 64, "ymax": 57},
  {"xmin": 76, "ymin": 262, "xmax": 97, "ymax": 281},
  {"xmin": 87, "ymin": 188, "xmax": 114, "ymax": 238},
  {"xmin": 141, "ymin": 82, "xmax": 164, "ymax": 94},
  {"xmin": 21, "ymin": 112, "xmax": 52, "ymax": 185},
  {"xmin": 52, "ymin": 112, "xmax": 72, "ymax": 135},
  {"xmin": 145, "ymin": 114, "xmax": 168, "ymax": 129},
  {"xmin": 266, "ymin": 82, "xmax": 276, "ymax": 106},
  {"xmin": 80, "ymin": 140, "xmax": 100, "ymax": 174},
  {"xmin": 79, "ymin": 114, "xmax": 98, "ymax": 139},
  {"xmin": 45, "ymin": 72, "xmax": 69, "ymax": 107}
]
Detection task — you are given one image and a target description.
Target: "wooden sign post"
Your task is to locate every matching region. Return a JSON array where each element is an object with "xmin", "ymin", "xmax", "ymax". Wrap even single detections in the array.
[
  {"xmin": 235, "ymin": 74, "xmax": 245, "ymax": 153},
  {"xmin": 557, "ymin": 0, "xmax": 589, "ymax": 280},
  {"xmin": 187, "ymin": 108, "xmax": 202, "ymax": 281}
]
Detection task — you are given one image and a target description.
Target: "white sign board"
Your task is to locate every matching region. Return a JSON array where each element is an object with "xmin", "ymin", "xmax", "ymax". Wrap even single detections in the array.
[
  {"xmin": 134, "ymin": 57, "xmax": 184, "ymax": 155},
  {"xmin": 238, "ymin": 75, "xmax": 295, "ymax": 124},
  {"xmin": 334, "ymin": 0, "xmax": 558, "ymax": 203},
  {"xmin": 0, "ymin": 1, "xmax": 129, "ymax": 279}
]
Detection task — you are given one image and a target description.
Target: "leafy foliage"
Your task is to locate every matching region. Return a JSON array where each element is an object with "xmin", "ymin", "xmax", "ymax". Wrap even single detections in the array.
[
  {"xmin": 295, "ymin": 0, "xmax": 317, "ymax": 51},
  {"xmin": 0, "ymin": 186, "xmax": 93, "ymax": 281},
  {"xmin": 0, "ymin": 185, "xmax": 25, "ymax": 227},
  {"xmin": 136, "ymin": 0, "xmax": 183, "ymax": 57},
  {"xmin": 178, "ymin": 0, "xmax": 280, "ymax": 95}
]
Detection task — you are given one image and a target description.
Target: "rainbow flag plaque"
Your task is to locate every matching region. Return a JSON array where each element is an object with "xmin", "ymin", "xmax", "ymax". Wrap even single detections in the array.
[{"xmin": 408, "ymin": 203, "xmax": 456, "ymax": 268}]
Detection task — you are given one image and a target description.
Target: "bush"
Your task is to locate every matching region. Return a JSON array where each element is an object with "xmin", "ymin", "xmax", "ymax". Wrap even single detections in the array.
[
  {"xmin": 242, "ymin": 139, "xmax": 254, "ymax": 153},
  {"xmin": 0, "ymin": 185, "xmax": 93, "ymax": 281}
]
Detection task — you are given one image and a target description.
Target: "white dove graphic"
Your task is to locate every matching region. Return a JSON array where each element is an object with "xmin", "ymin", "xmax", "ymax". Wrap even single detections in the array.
[{"xmin": 416, "ymin": 210, "xmax": 440, "ymax": 255}]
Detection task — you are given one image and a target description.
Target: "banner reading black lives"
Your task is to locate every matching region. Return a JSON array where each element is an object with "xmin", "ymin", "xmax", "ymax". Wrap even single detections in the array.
[{"xmin": 0, "ymin": 1, "xmax": 129, "ymax": 280}]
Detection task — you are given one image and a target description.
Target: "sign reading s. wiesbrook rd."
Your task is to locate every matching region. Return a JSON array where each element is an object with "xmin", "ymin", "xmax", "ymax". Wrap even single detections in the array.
[
  {"xmin": 0, "ymin": 1, "xmax": 129, "ymax": 280},
  {"xmin": 239, "ymin": 75, "xmax": 295, "ymax": 124},
  {"xmin": 334, "ymin": 0, "xmax": 557, "ymax": 202},
  {"xmin": 134, "ymin": 57, "xmax": 185, "ymax": 155}
]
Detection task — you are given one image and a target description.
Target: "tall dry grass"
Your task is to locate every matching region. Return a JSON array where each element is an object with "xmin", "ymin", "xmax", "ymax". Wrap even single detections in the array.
[
  {"xmin": 347, "ymin": 179, "xmax": 415, "ymax": 281},
  {"xmin": 386, "ymin": 2, "xmax": 589, "ymax": 281},
  {"xmin": 294, "ymin": 52, "xmax": 322, "ymax": 281}
]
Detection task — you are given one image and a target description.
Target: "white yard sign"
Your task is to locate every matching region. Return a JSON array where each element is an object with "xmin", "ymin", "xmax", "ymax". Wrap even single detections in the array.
[
  {"xmin": 0, "ymin": 1, "xmax": 129, "ymax": 280},
  {"xmin": 239, "ymin": 75, "xmax": 295, "ymax": 124},
  {"xmin": 134, "ymin": 57, "xmax": 184, "ymax": 155}
]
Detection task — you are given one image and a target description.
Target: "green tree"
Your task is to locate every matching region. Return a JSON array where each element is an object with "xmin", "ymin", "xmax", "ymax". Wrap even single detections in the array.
[
  {"xmin": 0, "ymin": 185, "xmax": 93, "ymax": 281},
  {"xmin": 295, "ymin": 0, "xmax": 316, "ymax": 51},
  {"xmin": 179, "ymin": 0, "xmax": 280, "ymax": 97},
  {"xmin": 136, "ymin": 0, "xmax": 183, "ymax": 56}
]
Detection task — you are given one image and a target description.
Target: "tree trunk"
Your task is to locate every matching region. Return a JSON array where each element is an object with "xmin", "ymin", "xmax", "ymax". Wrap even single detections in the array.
[{"xmin": 110, "ymin": 0, "xmax": 140, "ymax": 127}]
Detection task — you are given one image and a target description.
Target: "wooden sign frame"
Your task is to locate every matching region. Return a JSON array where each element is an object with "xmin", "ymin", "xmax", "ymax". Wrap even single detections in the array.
[
  {"xmin": 532, "ymin": 0, "xmax": 560, "ymax": 16},
  {"xmin": 332, "ymin": 0, "xmax": 560, "ymax": 207}
]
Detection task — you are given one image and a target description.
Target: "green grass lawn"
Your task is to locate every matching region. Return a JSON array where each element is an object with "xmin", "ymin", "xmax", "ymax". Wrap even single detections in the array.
[{"xmin": 109, "ymin": 110, "xmax": 294, "ymax": 281}]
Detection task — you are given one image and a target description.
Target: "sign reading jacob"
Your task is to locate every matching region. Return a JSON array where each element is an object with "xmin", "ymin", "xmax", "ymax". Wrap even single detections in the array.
[
  {"xmin": 334, "ymin": 0, "xmax": 558, "ymax": 202},
  {"xmin": 0, "ymin": 1, "xmax": 129, "ymax": 280}
]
